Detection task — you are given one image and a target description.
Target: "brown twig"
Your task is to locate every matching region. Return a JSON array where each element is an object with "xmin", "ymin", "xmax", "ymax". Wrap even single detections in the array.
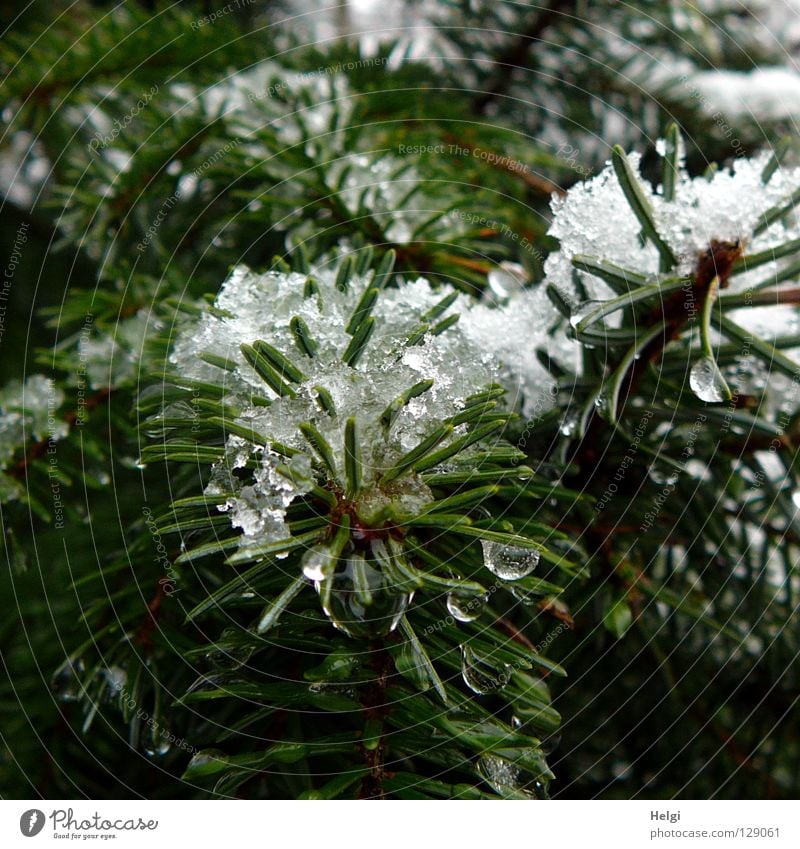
[
  {"xmin": 135, "ymin": 579, "xmax": 165, "ymax": 650},
  {"xmin": 358, "ymin": 644, "xmax": 394, "ymax": 799}
]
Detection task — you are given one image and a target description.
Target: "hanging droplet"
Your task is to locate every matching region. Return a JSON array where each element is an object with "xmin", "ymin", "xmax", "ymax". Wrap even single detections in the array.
[
  {"xmin": 317, "ymin": 555, "xmax": 410, "ymax": 639},
  {"xmin": 792, "ymin": 489, "xmax": 800, "ymax": 510},
  {"xmin": 51, "ymin": 657, "xmax": 85, "ymax": 702},
  {"xmin": 460, "ymin": 644, "xmax": 511, "ymax": 695},
  {"xmin": 142, "ymin": 722, "xmax": 172, "ymax": 758},
  {"xmin": 569, "ymin": 299, "xmax": 603, "ymax": 330},
  {"xmin": 481, "ymin": 540, "xmax": 540, "ymax": 580},
  {"xmin": 689, "ymin": 355, "xmax": 728, "ymax": 403},
  {"xmin": 301, "ymin": 545, "xmax": 336, "ymax": 581},
  {"xmin": 446, "ymin": 591, "xmax": 487, "ymax": 623}
]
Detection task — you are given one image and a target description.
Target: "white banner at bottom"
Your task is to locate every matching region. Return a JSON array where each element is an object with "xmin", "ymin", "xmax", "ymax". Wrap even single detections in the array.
[{"xmin": 1, "ymin": 799, "xmax": 796, "ymax": 848}]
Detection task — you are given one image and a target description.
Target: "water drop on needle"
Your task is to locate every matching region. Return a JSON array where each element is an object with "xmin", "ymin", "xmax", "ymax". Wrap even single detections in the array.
[
  {"xmin": 481, "ymin": 540, "xmax": 540, "ymax": 580},
  {"xmin": 143, "ymin": 723, "xmax": 172, "ymax": 758},
  {"xmin": 460, "ymin": 644, "xmax": 511, "ymax": 695},
  {"xmin": 317, "ymin": 556, "xmax": 410, "ymax": 639},
  {"xmin": 446, "ymin": 591, "xmax": 486, "ymax": 623},
  {"xmin": 477, "ymin": 753, "xmax": 543, "ymax": 798},
  {"xmin": 689, "ymin": 355, "xmax": 728, "ymax": 403}
]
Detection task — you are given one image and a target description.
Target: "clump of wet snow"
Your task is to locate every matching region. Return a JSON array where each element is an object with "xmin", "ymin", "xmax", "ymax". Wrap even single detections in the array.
[
  {"xmin": 544, "ymin": 137, "xmax": 800, "ymax": 414},
  {"xmin": 170, "ymin": 259, "xmax": 572, "ymax": 545}
]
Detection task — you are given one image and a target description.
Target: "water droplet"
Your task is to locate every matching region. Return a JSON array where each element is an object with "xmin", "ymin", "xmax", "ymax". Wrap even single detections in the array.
[
  {"xmin": 301, "ymin": 545, "xmax": 336, "ymax": 581},
  {"xmin": 51, "ymin": 657, "xmax": 85, "ymax": 702},
  {"xmin": 477, "ymin": 754, "xmax": 542, "ymax": 798},
  {"xmin": 317, "ymin": 556, "xmax": 410, "ymax": 639},
  {"xmin": 793, "ymin": 489, "xmax": 800, "ymax": 510},
  {"xmin": 460, "ymin": 644, "xmax": 511, "ymax": 695},
  {"xmin": 689, "ymin": 355, "xmax": 729, "ymax": 403},
  {"xmin": 510, "ymin": 585, "xmax": 539, "ymax": 607},
  {"xmin": 569, "ymin": 299, "xmax": 603, "ymax": 330},
  {"xmin": 593, "ymin": 391, "xmax": 611, "ymax": 420},
  {"xmin": 142, "ymin": 722, "xmax": 172, "ymax": 758},
  {"xmin": 481, "ymin": 540, "xmax": 540, "ymax": 580},
  {"xmin": 446, "ymin": 591, "xmax": 486, "ymax": 623},
  {"xmin": 484, "ymin": 263, "xmax": 526, "ymax": 305}
]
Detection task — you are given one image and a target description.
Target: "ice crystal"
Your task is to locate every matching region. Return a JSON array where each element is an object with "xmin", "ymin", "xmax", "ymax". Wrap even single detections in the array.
[
  {"xmin": 207, "ymin": 442, "xmax": 314, "ymax": 545},
  {"xmin": 170, "ymin": 260, "xmax": 570, "ymax": 545}
]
